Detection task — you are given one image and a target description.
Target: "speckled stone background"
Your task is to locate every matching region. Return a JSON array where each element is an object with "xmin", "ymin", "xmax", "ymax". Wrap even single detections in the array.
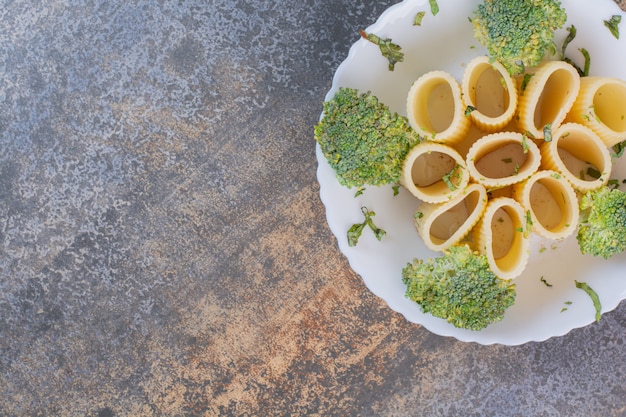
[{"xmin": 1, "ymin": 1, "xmax": 625, "ymax": 416}]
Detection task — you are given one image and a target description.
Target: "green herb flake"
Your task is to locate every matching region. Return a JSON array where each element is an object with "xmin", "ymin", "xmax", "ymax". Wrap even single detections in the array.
[
  {"xmin": 520, "ymin": 73, "xmax": 534, "ymax": 93},
  {"xmin": 359, "ymin": 30, "xmax": 404, "ymax": 71},
  {"xmin": 413, "ymin": 11, "xmax": 426, "ymax": 26},
  {"xmin": 392, "ymin": 184, "xmax": 400, "ymax": 196},
  {"xmin": 560, "ymin": 307, "xmax": 568, "ymax": 313},
  {"xmin": 604, "ymin": 15, "xmax": 622, "ymax": 39},
  {"xmin": 540, "ymin": 276, "xmax": 553, "ymax": 287},
  {"xmin": 539, "ymin": 246, "xmax": 547, "ymax": 254},
  {"xmin": 521, "ymin": 134, "xmax": 530, "ymax": 153},
  {"xmin": 523, "ymin": 210, "xmax": 533, "ymax": 238},
  {"xmin": 414, "ymin": 211, "xmax": 424, "ymax": 220},
  {"xmin": 580, "ymin": 47, "xmax": 591, "ymax": 76},
  {"xmin": 561, "ymin": 25, "xmax": 577, "ymax": 57},
  {"xmin": 575, "ymin": 280, "xmax": 602, "ymax": 322},
  {"xmin": 429, "ymin": 0, "xmax": 439, "ymax": 16},
  {"xmin": 354, "ymin": 186, "xmax": 365, "ymax": 197},
  {"xmin": 464, "ymin": 105, "xmax": 477, "ymax": 117},
  {"xmin": 347, "ymin": 206, "xmax": 386, "ymax": 247},
  {"xmin": 442, "ymin": 164, "xmax": 463, "ymax": 191},
  {"xmin": 608, "ymin": 179, "xmax": 620, "ymax": 189},
  {"xmin": 612, "ymin": 140, "xmax": 626, "ymax": 158},
  {"xmin": 586, "ymin": 166, "xmax": 602, "ymax": 179},
  {"xmin": 543, "ymin": 123, "xmax": 553, "ymax": 142}
]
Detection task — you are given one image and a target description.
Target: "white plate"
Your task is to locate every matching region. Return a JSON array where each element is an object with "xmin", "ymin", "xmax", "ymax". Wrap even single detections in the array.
[{"xmin": 317, "ymin": 0, "xmax": 626, "ymax": 345}]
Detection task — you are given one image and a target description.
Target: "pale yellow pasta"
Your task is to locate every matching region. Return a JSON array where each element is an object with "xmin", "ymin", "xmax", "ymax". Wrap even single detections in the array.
[
  {"xmin": 472, "ymin": 197, "xmax": 530, "ymax": 280},
  {"xmin": 516, "ymin": 60, "xmax": 580, "ymax": 140},
  {"xmin": 566, "ymin": 76, "xmax": 626, "ymax": 147},
  {"xmin": 461, "ymin": 56, "xmax": 518, "ymax": 132},
  {"xmin": 465, "ymin": 131, "xmax": 541, "ymax": 189},
  {"xmin": 400, "ymin": 141, "xmax": 470, "ymax": 203},
  {"xmin": 414, "ymin": 183, "xmax": 488, "ymax": 252},
  {"xmin": 540, "ymin": 123, "xmax": 612, "ymax": 192},
  {"xmin": 512, "ymin": 170, "xmax": 579, "ymax": 240},
  {"xmin": 406, "ymin": 70, "xmax": 471, "ymax": 144}
]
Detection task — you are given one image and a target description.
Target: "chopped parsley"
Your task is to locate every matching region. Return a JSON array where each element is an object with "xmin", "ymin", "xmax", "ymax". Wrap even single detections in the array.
[
  {"xmin": 347, "ymin": 207, "xmax": 386, "ymax": 247},
  {"xmin": 575, "ymin": 280, "xmax": 602, "ymax": 322},
  {"xmin": 604, "ymin": 15, "xmax": 622, "ymax": 39},
  {"xmin": 359, "ymin": 30, "xmax": 404, "ymax": 71}
]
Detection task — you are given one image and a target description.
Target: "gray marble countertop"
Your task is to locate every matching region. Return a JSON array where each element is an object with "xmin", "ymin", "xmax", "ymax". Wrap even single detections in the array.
[{"xmin": 1, "ymin": 1, "xmax": 625, "ymax": 416}]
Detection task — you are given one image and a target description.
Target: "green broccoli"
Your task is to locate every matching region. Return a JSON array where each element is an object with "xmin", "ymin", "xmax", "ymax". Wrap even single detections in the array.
[
  {"xmin": 402, "ymin": 244, "xmax": 516, "ymax": 331},
  {"xmin": 314, "ymin": 87, "xmax": 420, "ymax": 188},
  {"xmin": 472, "ymin": 0, "xmax": 567, "ymax": 75},
  {"xmin": 577, "ymin": 186, "xmax": 626, "ymax": 259}
]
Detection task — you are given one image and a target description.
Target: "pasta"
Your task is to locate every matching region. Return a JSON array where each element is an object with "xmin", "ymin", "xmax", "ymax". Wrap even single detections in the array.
[
  {"xmin": 400, "ymin": 57, "xmax": 625, "ymax": 280},
  {"xmin": 414, "ymin": 183, "xmax": 488, "ymax": 252},
  {"xmin": 516, "ymin": 60, "xmax": 580, "ymax": 140},
  {"xmin": 461, "ymin": 56, "xmax": 518, "ymax": 132},
  {"xmin": 566, "ymin": 76, "xmax": 626, "ymax": 147},
  {"xmin": 406, "ymin": 70, "xmax": 471, "ymax": 144},
  {"xmin": 539, "ymin": 122, "xmax": 612, "ymax": 192},
  {"xmin": 465, "ymin": 131, "xmax": 541, "ymax": 189},
  {"xmin": 472, "ymin": 197, "xmax": 530, "ymax": 280},
  {"xmin": 512, "ymin": 170, "xmax": 579, "ymax": 240},
  {"xmin": 400, "ymin": 141, "xmax": 469, "ymax": 203}
]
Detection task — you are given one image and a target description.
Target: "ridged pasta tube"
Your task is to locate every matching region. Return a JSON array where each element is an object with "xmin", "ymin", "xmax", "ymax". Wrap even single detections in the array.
[
  {"xmin": 472, "ymin": 197, "xmax": 530, "ymax": 280},
  {"xmin": 400, "ymin": 141, "xmax": 470, "ymax": 203},
  {"xmin": 414, "ymin": 183, "xmax": 488, "ymax": 252},
  {"xmin": 406, "ymin": 71, "xmax": 471, "ymax": 144},
  {"xmin": 566, "ymin": 76, "xmax": 626, "ymax": 148},
  {"xmin": 465, "ymin": 131, "xmax": 541, "ymax": 189},
  {"xmin": 512, "ymin": 170, "xmax": 579, "ymax": 240},
  {"xmin": 516, "ymin": 60, "xmax": 580, "ymax": 140},
  {"xmin": 540, "ymin": 123, "xmax": 612, "ymax": 192},
  {"xmin": 461, "ymin": 56, "xmax": 518, "ymax": 132}
]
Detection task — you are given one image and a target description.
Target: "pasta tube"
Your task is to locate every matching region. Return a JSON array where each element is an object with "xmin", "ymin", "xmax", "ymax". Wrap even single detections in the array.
[
  {"xmin": 406, "ymin": 71, "xmax": 471, "ymax": 144},
  {"xmin": 516, "ymin": 60, "xmax": 580, "ymax": 140},
  {"xmin": 472, "ymin": 197, "xmax": 530, "ymax": 280},
  {"xmin": 461, "ymin": 56, "xmax": 518, "ymax": 132},
  {"xmin": 414, "ymin": 183, "xmax": 488, "ymax": 252},
  {"xmin": 540, "ymin": 123, "xmax": 612, "ymax": 192},
  {"xmin": 566, "ymin": 76, "xmax": 626, "ymax": 148},
  {"xmin": 465, "ymin": 131, "xmax": 541, "ymax": 189},
  {"xmin": 400, "ymin": 141, "xmax": 470, "ymax": 203},
  {"xmin": 512, "ymin": 170, "xmax": 579, "ymax": 240}
]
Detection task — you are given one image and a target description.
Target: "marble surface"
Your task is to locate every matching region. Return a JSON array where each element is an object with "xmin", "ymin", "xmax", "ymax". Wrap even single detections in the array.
[{"xmin": 1, "ymin": 1, "xmax": 625, "ymax": 416}]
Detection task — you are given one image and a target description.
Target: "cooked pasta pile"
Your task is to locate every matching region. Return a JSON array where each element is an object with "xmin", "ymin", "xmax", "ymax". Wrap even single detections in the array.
[{"xmin": 401, "ymin": 56, "xmax": 625, "ymax": 279}]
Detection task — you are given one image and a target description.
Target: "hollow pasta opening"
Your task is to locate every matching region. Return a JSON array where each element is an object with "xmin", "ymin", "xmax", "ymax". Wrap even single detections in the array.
[
  {"xmin": 430, "ymin": 189, "xmax": 482, "ymax": 242},
  {"xmin": 593, "ymin": 83, "xmax": 626, "ymax": 133},
  {"xmin": 533, "ymin": 69, "xmax": 577, "ymax": 130}
]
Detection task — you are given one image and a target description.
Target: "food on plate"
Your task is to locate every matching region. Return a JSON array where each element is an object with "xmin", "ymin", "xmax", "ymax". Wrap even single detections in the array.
[
  {"xmin": 512, "ymin": 170, "xmax": 579, "ymax": 240},
  {"xmin": 414, "ymin": 183, "xmax": 488, "ymax": 252},
  {"xmin": 576, "ymin": 186, "xmax": 626, "ymax": 259},
  {"xmin": 566, "ymin": 76, "xmax": 626, "ymax": 147},
  {"xmin": 400, "ymin": 141, "xmax": 469, "ymax": 203},
  {"xmin": 515, "ymin": 60, "xmax": 581, "ymax": 140},
  {"xmin": 315, "ymin": 0, "xmax": 626, "ymax": 332},
  {"xmin": 461, "ymin": 56, "xmax": 518, "ymax": 132},
  {"xmin": 314, "ymin": 87, "xmax": 420, "ymax": 188},
  {"xmin": 539, "ymin": 123, "xmax": 612, "ymax": 192},
  {"xmin": 406, "ymin": 70, "xmax": 471, "ymax": 144},
  {"xmin": 465, "ymin": 131, "xmax": 541, "ymax": 189},
  {"xmin": 471, "ymin": 0, "xmax": 567, "ymax": 75},
  {"xmin": 471, "ymin": 197, "xmax": 531, "ymax": 280},
  {"xmin": 402, "ymin": 244, "xmax": 516, "ymax": 331}
]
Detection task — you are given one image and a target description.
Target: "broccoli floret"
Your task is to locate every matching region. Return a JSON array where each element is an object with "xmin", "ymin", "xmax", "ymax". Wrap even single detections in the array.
[
  {"xmin": 472, "ymin": 0, "xmax": 567, "ymax": 75},
  {"xmin": 402, "ymin": 244, "xmax": 516, "ymax": 331},
  {"xmin": 314, "ymin": 87, "xmax": 420, "ymax": 188},
  {"xmin": 577, "ymin": 187, "xmax": 626, "ymax": 259}
]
